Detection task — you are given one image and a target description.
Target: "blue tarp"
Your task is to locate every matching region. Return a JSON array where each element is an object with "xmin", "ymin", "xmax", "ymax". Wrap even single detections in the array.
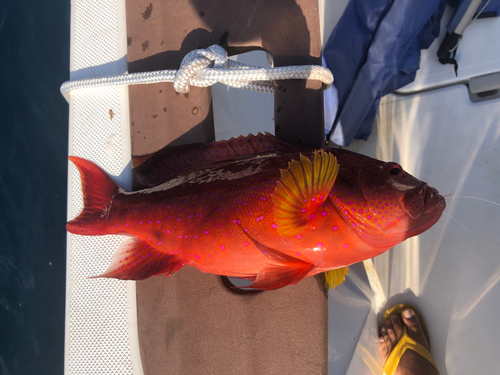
[{"xmin": 323, "ymin": 0, "xmax": 446, "ymax": 146}]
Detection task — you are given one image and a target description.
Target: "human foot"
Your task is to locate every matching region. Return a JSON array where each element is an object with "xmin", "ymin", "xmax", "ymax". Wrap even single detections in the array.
[{"xmin": 379, "ymin": 306, "xmax": 439, "ymax": 375}]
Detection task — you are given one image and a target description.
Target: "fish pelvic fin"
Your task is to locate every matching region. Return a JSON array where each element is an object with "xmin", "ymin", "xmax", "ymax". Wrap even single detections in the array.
[
  {"xmin": 247, "ymin": 262, "xmax": 314, "ymax": 291},
  {"xmin": 272, "ymin": 150, "xmax": 339, "ymax": 236},
  {"xmin": 242, "ymin": 230, "xmax": 315, "ymax": 290},
  {"xmin": 91, "ymin": 237, "xmax": 184, "ymax": 280},
  {"xmin": 324, "ymin": 267, "xmax": 349, "ymax": 290},
  {"xmin": 66, "ymin": 156, "xmax": 120, "ymax": 235}
]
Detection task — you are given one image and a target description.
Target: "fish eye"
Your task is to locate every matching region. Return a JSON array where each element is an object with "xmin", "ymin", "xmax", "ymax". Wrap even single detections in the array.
[
  {"xmin": 384, "ymin": 162, "xmax": 403, "ymax": 177},
  {"xmin": 390, "ymin": 167, "xmax": 402, "ymax": 176}
]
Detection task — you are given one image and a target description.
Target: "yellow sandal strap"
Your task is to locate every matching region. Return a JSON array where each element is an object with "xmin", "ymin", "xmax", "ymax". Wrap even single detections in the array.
[{"xmin": 383, "ymin": 327, "xmax": 439, "ymax": 375}]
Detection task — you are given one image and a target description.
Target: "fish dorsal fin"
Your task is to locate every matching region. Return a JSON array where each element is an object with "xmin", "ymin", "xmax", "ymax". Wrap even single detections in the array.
[
  {"xmin": 324, "ymin": 267, "xmax": 349, "ymax": 290},
  {"xmin": 272, "ymin": 150, "xmax": 339, "ymax": 236},
  {"xmin": 136, "ymin": 132, "xmax": 294, "ymax": 188}
]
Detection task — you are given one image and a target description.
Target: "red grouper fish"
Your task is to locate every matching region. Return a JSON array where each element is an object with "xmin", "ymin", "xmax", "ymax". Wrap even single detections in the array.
[{"xmin": 67, "ymin": 133, "xmax": 446, "ymax": 290}]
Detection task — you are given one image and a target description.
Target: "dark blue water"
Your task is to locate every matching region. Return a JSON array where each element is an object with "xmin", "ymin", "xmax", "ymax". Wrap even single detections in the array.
[{"xmin": 0, "ymin": 1, "xmax": 69, "ymax": 374}]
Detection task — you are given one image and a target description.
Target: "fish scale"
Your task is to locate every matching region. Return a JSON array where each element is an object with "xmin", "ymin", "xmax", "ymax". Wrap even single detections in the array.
[{"xmin": 67, "ymin": 133, "xmax": 445, "ymax": 290}]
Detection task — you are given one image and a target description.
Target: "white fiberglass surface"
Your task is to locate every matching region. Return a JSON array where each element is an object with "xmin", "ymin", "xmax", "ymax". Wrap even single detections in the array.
[{"xmin": 337, "ymin": 85, "xmax": 500, "ymax": 374}]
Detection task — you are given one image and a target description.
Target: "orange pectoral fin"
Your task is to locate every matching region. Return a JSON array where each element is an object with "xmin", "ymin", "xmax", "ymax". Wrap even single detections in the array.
[
  {"xmin": 91, "ymin": 237, "xmax": 184, "ymax": 280},
  {"xmin": 242, "ymin": 231, "xmax": 315, "ymax": 290},
  {"xmin": 272, "ymin": 150, "xmax": 339, "ymax": 236}
]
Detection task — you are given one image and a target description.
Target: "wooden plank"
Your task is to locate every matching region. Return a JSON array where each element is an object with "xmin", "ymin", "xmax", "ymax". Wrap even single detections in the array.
[{"xmin": 126, "ymin": 1, "xmax": 328, "ymax": 373}]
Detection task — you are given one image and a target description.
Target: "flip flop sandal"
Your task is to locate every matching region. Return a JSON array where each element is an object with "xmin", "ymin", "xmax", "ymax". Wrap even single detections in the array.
[{"xmin": 382, "ymin": 303, "xmax": 439, "ymax": 375}]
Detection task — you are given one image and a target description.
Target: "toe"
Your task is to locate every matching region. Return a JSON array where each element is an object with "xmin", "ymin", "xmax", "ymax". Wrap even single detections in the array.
[
  {"xmin": 401, "ymin": 308, "xmax": 430, "ymax": 351},
  {"xmin": 380, "ymin": 327, "xmax": 391, "ymax": 347},
  {"xmin": 378, "ymin": 336, "xmax": 390, "ymax": 361},
  {"xmin": 384, "ymin": 319, "xmax": 397, "ymax": 343},
  {"xmin": 389, "ymin": 313, "xmax": 404, "ymax": 340},
  {"xmin": 379, "ymin": 327, "xmax": 392, "ymax": 362}
]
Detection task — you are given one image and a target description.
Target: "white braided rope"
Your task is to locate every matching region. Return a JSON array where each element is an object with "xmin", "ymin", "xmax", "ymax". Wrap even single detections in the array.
[{"xmin": 61, "ymin": 45, "xmax": 333, "ymax": 101}]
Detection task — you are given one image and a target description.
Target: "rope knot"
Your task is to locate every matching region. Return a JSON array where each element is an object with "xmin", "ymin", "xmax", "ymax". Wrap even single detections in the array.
[
  {"xmin": 60, "ymin": 44, "xmax": 333, "ymax": 100},
  {"xmin": 174, "ymin": 45, "xmax": 229, "ymax": 93}
]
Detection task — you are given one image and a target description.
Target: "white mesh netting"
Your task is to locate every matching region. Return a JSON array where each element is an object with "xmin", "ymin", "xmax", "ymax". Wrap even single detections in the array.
[{"xmin": 67, "ymin": 0, "xmax": 136, "ymax": 374}]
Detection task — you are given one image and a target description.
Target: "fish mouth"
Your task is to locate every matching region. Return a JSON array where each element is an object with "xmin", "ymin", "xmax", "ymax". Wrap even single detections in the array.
[
  {"xmin": 407, "ymin": 186, "xmax": 446, "ymax": 234},
  {"xmin": 424, "ymin": 186, "xmax": 445, "ymax": 214},
  {"xmin": 402, "ymin": 184, "xmax": 445, "ymax": 218}
]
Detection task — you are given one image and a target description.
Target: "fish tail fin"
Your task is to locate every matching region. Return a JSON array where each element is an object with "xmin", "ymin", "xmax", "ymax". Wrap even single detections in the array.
[{"xmin": 67, "ymin": 156, "xmax": 120, "ymax": 235}]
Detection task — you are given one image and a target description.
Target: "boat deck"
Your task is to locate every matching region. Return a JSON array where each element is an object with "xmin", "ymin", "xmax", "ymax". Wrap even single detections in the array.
[{"xmin": 65, "ymin": 1, "xmax": 500, "ymax": 373}]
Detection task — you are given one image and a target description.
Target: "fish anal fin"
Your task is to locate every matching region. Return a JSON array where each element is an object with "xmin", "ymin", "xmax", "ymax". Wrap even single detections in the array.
[
  {"xmin": 272, "ymin": 150, "xmax": 339, "ymax": 236},
  {"xmin": 92, "ymin": 237, "xmax": 184, "ymax": 280},
  {"xmin": 324, "ymin": 267, "xmax": 349, "ymax": 290}
]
